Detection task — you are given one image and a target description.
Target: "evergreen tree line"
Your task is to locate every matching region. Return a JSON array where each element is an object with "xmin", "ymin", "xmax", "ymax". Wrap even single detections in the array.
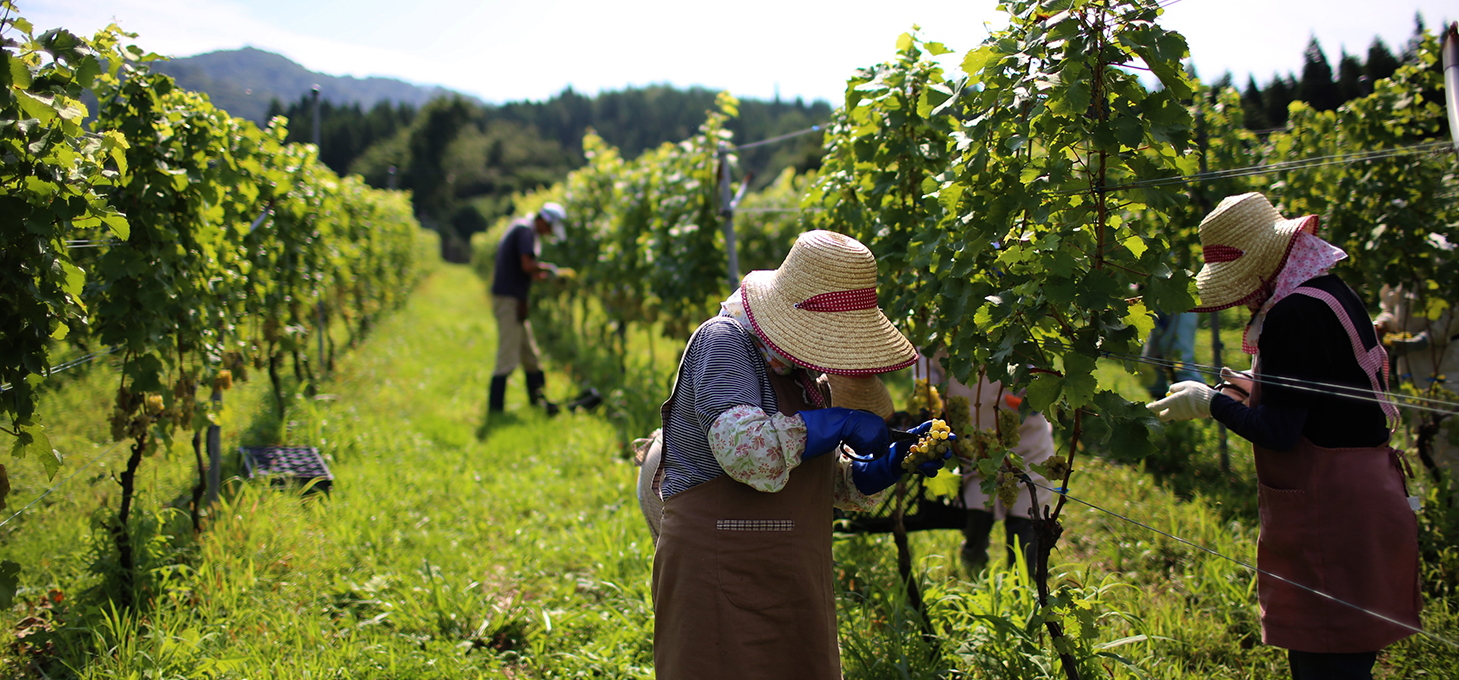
[
  {"xmin": 1220, "ymin": 15, "xmax": 1434, "ymax": 130},
  {"xmin": 266, "ymin": 85, "xmax": 830, "ymax": 261},
  {"xmin": 265, "ymin": 16, "xmax": 1447, "ymax": 261}
]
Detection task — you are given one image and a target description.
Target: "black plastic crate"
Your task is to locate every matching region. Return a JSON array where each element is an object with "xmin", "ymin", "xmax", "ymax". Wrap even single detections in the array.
[{"xmin": 241, "ymin": 446, "xmax": 334, "ymax": 494}]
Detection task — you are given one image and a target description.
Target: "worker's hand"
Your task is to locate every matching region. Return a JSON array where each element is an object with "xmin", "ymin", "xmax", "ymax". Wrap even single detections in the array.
[
  {"xmin": 891, "ymin": 419, "xmax": 955, "ymax": 477},
  {"xmin": 1145, "ymin": 381, "xmax": 1216, "ymax": 422},
  {"xmin": 1385, "ymin": 331, "xmax": 1430, "ymax": 357},
  {"xmin": 800, "ymin": 408, "xmax": 889, "ymax": 461},
  {"xmin": 1217, "ymin": 367, "xmax": 1253, "ymax": 402},
  {"xmin": 848, "ymin": 420, "xmax": 956, "ymax": 495},
  {"xmin": 516, "ymin": 299, "xmax": 529, "ymax": 322}
]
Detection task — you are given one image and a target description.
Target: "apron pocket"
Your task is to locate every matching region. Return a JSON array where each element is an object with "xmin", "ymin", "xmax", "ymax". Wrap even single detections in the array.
[
  {"xmin": 716, "ymin": 521, "xmax": 808, "ymax": 612},
  {"xmin": 1257, "ymin": 483, "xmax": 1320, "ymax": 626},
  {"xmin": 1257, "ymin": 484, "xmax": 1308, "ymax": 564}
]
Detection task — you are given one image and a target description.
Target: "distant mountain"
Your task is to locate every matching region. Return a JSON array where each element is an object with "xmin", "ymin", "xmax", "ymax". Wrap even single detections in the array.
[{"xmin": 154, "ymin": 47, "xmax": 460, "ymax": 124}]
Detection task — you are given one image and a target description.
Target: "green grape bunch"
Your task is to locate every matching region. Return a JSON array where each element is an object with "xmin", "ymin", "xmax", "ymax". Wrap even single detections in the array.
[
  {"xmin": 902, "ymin": 419, "xmax": 955, "ymax": 473},
  {"xmin": 1041, "ymin": 454, "xmax": 1070, "ymax": 482},
  {"xmin": 944, "ymin": 395, "xmax": 974, "ymax": 438},
  {"xmin": 995, "ymin": 467, "xmax": 1023, "ymax": 508},
  {"xmin": 996, "ymin": 408, "xmax": 1022, "ymax": 448},
  {"xmin": 906, "ymin": 379, "xmax": 944, "ymax": 417}
]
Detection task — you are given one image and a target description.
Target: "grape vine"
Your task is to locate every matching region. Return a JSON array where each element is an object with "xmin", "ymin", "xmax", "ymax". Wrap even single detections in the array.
[{"xmin": 2, "ymin": 9, "xmax": 428, "ymax": 606}]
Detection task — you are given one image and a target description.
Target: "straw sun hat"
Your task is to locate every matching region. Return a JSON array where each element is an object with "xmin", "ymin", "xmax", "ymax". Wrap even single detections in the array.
[
  {"xmin": 826, "ymin": 373, "xmax": 896, "ymax": 420},
  {"xmin": 741, "ymin": 230, "xmax": 916, "ymax": 375},
  {"xmin": 1191, "ymin": 192, "xmax": 1319, "ymax": 312}
]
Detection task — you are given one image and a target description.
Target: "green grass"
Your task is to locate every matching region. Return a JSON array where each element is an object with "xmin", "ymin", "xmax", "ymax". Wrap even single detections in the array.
[{"xmin": 1, "ymin": 264, "xmax": 1455, "ymax": 678}]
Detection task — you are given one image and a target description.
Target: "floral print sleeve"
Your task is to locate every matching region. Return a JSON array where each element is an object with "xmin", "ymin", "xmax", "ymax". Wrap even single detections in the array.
[
  {"xmin": 708, "ymin": 405, "xmax": 808, "ymax": 492},
  {"xmin": 833, "ymin": 453, "xmax": 883, "ymax": 512}
]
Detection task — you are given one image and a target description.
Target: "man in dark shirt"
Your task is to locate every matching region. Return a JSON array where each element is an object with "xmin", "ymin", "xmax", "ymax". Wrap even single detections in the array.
[{"xmin": 488, "ymin": 203, "xmax": 565, "ymax": 414}]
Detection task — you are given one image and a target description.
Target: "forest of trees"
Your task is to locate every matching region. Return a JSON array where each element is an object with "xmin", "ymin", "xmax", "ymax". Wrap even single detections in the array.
[
  {"xmin": 267, "ymin": 85, "xmax": 830, "ymax": 260},
  {"xmin": 262, "ymin": 14, "xmax": 1442, "ymax": 262},
  {"xmin": 1224, "ymin": 16, "xmax": 1431, "ymax": 129}
]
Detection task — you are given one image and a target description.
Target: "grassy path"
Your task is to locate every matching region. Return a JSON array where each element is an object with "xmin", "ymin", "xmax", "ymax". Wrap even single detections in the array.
[
  {"xmin": 3, "ymin": 264, "xmax": 1454, "ymax": 678},
  {"xmin": 6, "ymin": 265, "xmax": 655, "ymax": 678}
]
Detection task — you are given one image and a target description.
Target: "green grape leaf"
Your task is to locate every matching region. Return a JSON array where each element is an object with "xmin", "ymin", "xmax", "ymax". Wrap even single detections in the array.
[
  {"xmin": 102, "ymin": 213, "xmax": 130, "ymax": 240},
  {"xmin": 1124, "ymin": 301, "xmax": 1155, "ymax": 339},
  {"xmin": 8, "ymin": 54, "xmax": 32, "ymax": 89},
  {"xmin": 1026, "ymin": 373, "xmax": 1063, "ymax": 412},
  {"xmin": 1062, "ymin": 352, "xmax": 1098, "ymax": 408}
]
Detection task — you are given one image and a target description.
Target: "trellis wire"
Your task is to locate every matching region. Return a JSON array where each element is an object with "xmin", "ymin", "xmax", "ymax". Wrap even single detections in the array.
[
  {"xmin": 735, "ymin": 206, "xmax": 825, "ymax": 214},
  {"xmin": 735, "ymin": 125, "xmax": 822, "ymax": 150},
  {"xmin": 1097, "ymin": 140, "xmax": 1452, "ymax": 193},
  {"xmin": 0, "ymin": 346, "xmax": 122, "ymax": 394},
  {"xmin": 0, "ymin": 441, "xmax": 125, "ymax": 530},
  {"xmin": 1104, "ymin": 348, "xmax": 1459, "ymax": 417},
  {"xmin": 1023, "ymin": 478, "xmax": 1459, "ymax": 650},
  {"xmin": 1017, "ymin": 333, "xmax": 1459, "ymax": 416}
]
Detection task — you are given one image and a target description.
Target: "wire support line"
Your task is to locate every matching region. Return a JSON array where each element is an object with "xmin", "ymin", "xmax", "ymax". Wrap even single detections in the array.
[
  {"xmin": 0, "ymin": 442, "xmax": 124, "ymax": 530},
  {"xmin": 1116, "ymin": 141, "xmax": 1452, "ymax": 189},
  {"xmin": 735, "ymin": 125, "xmax": 822, "ymax": 150},
  {"xmin": 1013, "ymin": 335, "xmax": 1458, "ymax": 416},
  {"xmin": 1101, "ymin": 348, "xmax": 1459, "ymax": 416},
  {"xmin": 734, "ymin": 207, "xmax": 825, "ymax": 214},
  {"xmin": 1024, "ymin": 478, "xmax": 1458, "ymax": 649},
  {"xmin": 0, "ymin": 346, "xmax": 122, "ymax": 394},
  {"xmin": 63, "ymin": 239, "xmax": 123, "ymax": 249},
  {"xmin": 1064, "ymin": 141, "xmax": 1453, "ymax": 195}
]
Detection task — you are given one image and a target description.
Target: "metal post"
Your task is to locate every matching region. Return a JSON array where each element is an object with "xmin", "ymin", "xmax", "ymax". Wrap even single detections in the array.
[
  {"xmin": 1194, "ymin": 106, "xmax": 1230, "ymax": 474},
  {"xmin": 1211, "ymin": 311, "xmax": 1229, "ymax": 474},
  {"xmin": 1443, "ymin": 22, "xmax": 1459, "ymax": 154},
  {"xmin": 206, "ymin": 387, "xmax": 222, "ymax": 504},
  {"xmin": 311, "ymin": 85, "xmax": 327, "ymax": 378},
  {"xmin": 718, "ymin": 143, "xmax": 740, "ymax": 289},
  {"xmin": 310, "ymin": 85, "xmax": 321, "ymax": 149}
]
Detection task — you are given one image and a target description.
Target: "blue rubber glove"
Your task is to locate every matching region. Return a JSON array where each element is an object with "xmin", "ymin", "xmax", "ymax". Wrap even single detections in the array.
[
  {"xmin": 800, "ymin": 407, "xmax": 890, "ymax": 461},
  {"xmin": 850, "ymin": 420, "xmax": 954, "ymax": 495},
  {"xmin": 900, "ymin": 420, "xmax": 956, "ymax": 477}
]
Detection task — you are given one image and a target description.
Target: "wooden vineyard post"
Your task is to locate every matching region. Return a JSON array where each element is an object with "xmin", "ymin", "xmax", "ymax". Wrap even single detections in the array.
[
  {"xmin": 207, "ymin": 386, "xmax": 223, "ymax": 504},
  {"xmin": 717, "ymin": 143, "xmax": 740, "ymax": 290}
]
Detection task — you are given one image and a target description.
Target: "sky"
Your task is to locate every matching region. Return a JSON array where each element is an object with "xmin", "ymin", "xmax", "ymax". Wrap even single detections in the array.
[{"xmin": 15, "ymin": 0, "xmax": 1458, "ymax": 105}]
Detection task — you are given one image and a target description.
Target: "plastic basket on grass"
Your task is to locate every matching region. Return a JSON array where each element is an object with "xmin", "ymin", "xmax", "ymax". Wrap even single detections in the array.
[{"xmin": 241, "ymin": 446, "xmax": 334, "ymax": 494}]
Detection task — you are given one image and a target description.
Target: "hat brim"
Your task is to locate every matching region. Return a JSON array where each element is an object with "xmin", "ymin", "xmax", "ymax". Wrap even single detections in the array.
[
  {"xmin": 740, "ymin": 270, "xmax": 916, "ymax": 376},
  {"xmin": 1190, "ymin": 215, "xmax": 1316, "ymax": 312},
  {"xmin": 826, "ymin": 374, "xmax": 895, "ymax": 419}
]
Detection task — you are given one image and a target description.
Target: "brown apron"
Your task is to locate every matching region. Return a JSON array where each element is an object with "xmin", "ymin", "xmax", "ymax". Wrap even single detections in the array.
[
  {"xmin": 1250, "ymin": 287, "xmax": 1422, "ymax": 653},
  {"xmin": 652, "ymin": 367, "xmax": 840, "ymax": 680}
]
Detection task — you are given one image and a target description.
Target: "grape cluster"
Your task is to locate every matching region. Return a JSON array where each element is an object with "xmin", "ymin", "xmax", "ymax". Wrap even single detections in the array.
[
  {"xmin": 222, "ymin": 350, "xmax": 249, "ymax": 383},
  {"xmin": 997, "ymin": 409, "xmax": 1022, "ymax": 448},
  {"xmin": 902, "ymin": 419, "xmax": 954, "ymax": 473},
  {"xmin": 1041, "ymin": 454, "xmax": 1070, "ymax": 481},
  {"xmin": 944, "ymin": 395, "xmax": 974, "ymax": 440},
  {"xmin": 109, "ymin": 387, "xmax": 164, "ymax": 442},
  {"xmin": 906, "ymin": 379, "xmax": 944, "ymax": 417},
  {"xmin": 995, "ymin": 467, "xmax": 1023, "ymax": 507}
]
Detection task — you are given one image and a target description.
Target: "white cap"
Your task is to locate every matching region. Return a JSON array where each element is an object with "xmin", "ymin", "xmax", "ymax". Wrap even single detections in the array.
[{"xmin": 538, "ymin": 202, "xmax": 567, "ymax": 241}]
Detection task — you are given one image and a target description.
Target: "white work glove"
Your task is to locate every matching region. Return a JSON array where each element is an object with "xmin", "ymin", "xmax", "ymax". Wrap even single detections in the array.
[{"xmin": 1146, "ymin": 381, "xmax": 1216, "ymax": 422}]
